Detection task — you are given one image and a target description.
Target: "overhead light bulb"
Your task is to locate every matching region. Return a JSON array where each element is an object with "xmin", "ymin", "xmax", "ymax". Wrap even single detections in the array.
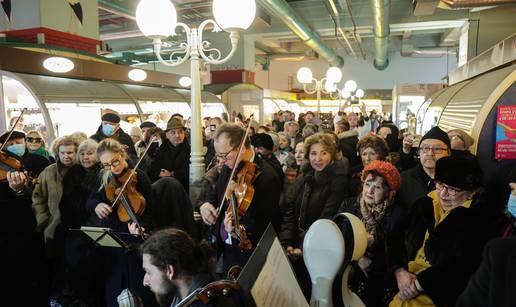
[
  {"xmin": 128, "ymin": 69, "xmax": 148, "ymax": 81},
  {"xmin": 341, "ymin": 90, "xmax": 351, "ymax": 99},
  {"xmin": 179, "ymin": 76, "xmax": 192, "ymax": 87},
  {"xmin": 42, "ymin": 57, "xmax": 74, "ymax": 73},
  {"xmin": 297, "ymin": 67, "xmax": 313, "ymax": 84},
  {"xmin": 326, "ymin": 67, "xmax": 342, "ymax": 83},
  {"xmin": 344, "ymin": 79, "xmax": 357, "ymax": 92},
  {"xmin": 324, "ymin": 81, "xmax": 336, "ymax": 93},
  {"xmin": 212, "ymin": 0, "xmax": 256, "ymax": 32},
  {"xmin": 356, "ymin": 89, "xmax": 365, "ymax": 98},
  {"xmin": 136, "ymin": 0, "xmax": 177, "ymax": 39}
]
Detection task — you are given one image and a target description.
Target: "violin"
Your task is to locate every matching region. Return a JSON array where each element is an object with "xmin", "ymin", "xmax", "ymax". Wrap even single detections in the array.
[
  {"xmin": 175, "ymin": 280, "xmax": 240, "ymax": 307},
  {"xmin": 216, "ymin": 115, "xmax": 259, "ymax": 251},
  {"xmin": 0, "ymin": 108, "xmax": 26, "ymax": 183},
  {"xmin": 104, "ymin": 135, "xmax": 158, "ymax": 240}
]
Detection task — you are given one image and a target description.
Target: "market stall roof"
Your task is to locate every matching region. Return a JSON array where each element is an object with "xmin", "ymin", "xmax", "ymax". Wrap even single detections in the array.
[
  {"xmin": 13, "ymin": 72, "xmax": 132, "ymax": 103},
  {"xmin": 175, "ymin": 88, "xmax": 223, "ymax": 103},
  {"xmin": 437, "ymin": 64, "xmax": 515, "ymax": 132},
  {"xmin": 204, "ymin": 83, "xmax": 262, "ymax": 95},
  {"xmin": 117, "ymin": 83, "xmax": 187, "ymax": 102}
]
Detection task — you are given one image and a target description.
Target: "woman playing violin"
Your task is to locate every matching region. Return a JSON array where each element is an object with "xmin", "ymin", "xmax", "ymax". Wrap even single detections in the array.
[{"xmin": 85, "ymin": 138, "xmax": 157, "ymax": 307}]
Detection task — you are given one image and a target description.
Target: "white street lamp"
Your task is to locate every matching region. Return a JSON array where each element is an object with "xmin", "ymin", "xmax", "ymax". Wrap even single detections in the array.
[
  {"xmin": 296, "ymin": 67, "xmax": 342, "ymax": 113},
  {"xmin": 136, "ymin": 0, "xmax": 256, "ymax": 188},
  {"xmin": 344, "ymin": 79, "xmax": 358, "ymax": 92},
  {"xmin": 355, "ymin": 88, "xmax": 365, "ymax": 98}
]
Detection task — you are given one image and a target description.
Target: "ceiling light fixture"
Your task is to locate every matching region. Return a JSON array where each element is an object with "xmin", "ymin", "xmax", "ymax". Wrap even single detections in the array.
[
  {"xmin": 43, "ymin": 57, "xmax": 74, "ymax": 73},
  {"xmin": 128, "ymin": 69, "xmax": 148, "ymax": 82},
  {"xmin": 179, "ymin": 76, "xmax": 192, "ymax": 87}
]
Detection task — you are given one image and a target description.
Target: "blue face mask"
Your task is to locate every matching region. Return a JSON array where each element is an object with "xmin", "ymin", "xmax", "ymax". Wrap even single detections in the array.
[
  {"xmin": 508, "ymin": 194, "xmax": 516, "ymax": 218},
  {"xmin": 7, "ymin": 143, "xmax": 25, "ymax": 157},
  {"xmin": 102, "ymin": 124, "xmax": 116, "ymax": 136}
]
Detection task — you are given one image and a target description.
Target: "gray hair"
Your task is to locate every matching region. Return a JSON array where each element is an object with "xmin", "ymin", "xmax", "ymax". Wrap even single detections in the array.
[{"xmin": 76, "ymin": 139, "xmax": 99, "ymax": 163}]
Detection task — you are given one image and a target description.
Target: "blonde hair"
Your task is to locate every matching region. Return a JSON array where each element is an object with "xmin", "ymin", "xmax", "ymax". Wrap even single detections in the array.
[
  {"xmin": 51, "ymin": 135, "xmax": 79, "ymax": 157},
  {"xmin": 96, "ymin": 138, "xmax": 128, "ymax": 189},
  {"xmin": 26, "ymin": 130, "xmax": 45, "ymax": 146},
  {"xmin": 303, "ymin": 132, "xmax": 337, "ymax": 160}
]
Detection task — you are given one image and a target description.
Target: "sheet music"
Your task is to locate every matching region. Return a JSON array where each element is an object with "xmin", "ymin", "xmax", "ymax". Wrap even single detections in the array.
[
  {"xmin": 251, "ymin": 238, "xmax": 310, "ymax": 307},
  {"xmin": 80, "ymin": 226, "xmax": 123, "ymax": 248}
]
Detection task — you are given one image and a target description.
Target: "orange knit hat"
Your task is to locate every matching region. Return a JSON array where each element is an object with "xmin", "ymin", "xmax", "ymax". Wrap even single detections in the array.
[{"xmin": 362, "ymin": 160, "xmax": 401, "ymax": 200}]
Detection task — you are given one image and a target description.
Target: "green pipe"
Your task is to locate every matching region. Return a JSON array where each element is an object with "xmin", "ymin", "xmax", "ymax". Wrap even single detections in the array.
[{"xmin": 257, "ymin": 0, "xmax": 344, "ymax": 68}]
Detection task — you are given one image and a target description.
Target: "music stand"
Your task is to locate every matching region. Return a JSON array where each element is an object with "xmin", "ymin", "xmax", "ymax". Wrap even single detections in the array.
[{"xmin": 76, "ymin": 226, "xmax": 130, "ymax": 249}]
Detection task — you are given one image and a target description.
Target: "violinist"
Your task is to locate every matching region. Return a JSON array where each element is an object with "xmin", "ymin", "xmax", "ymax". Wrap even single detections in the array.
[
  {"xmin": 0, "ymin": 130, "xmax": 51, "ymax": 176},
  {"xmin": 85, "ymin": 138, "xmax": 157, "ymax": 307},
  {"xmin": 0, "ymin": 130, "xmax": 49, "ymax": 305},
  {"xmin": 199, "ymin": 123, "xmax": 282, "ymax": 274},
  {"xmin": 141, "ymin": 228, "xmax": 241, "ymax": 307}
]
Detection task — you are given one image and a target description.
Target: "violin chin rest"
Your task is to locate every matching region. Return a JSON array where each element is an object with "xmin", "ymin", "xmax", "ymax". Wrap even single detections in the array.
[{"xmin": 303, "ymin": 219, "xmax": 345, "ymax": 307}]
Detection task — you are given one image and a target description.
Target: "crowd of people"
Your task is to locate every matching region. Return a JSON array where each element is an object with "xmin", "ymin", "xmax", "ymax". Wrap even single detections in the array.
[{"xmin": 1, "ymin": 106, "xmax": 515, "ymax": 307}]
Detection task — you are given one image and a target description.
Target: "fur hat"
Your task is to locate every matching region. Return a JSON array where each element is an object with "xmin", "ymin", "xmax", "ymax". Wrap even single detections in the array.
[
  {"xmin": 434, "ymin": 155, "xmax": 482, "ymax": 190},
  {"xmin": 362, "ymin": 160, "xmax": 401, "ymax": 200},
  {"xmin": 251, "ymin": 133, "xmax": 274, "ymax": 151},
  {"xmin": 420, "ymin": 126, "xmax": 451, "ymax": 149}
]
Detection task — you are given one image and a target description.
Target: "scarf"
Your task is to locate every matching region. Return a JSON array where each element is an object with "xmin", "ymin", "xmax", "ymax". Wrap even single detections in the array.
[
  {"xmin": 29, "ymin": 146, "xmax": 50, "ymax": 160},
  {"xmin": 359, "ymin": 196, "xmax": 389, "ymax": 241}
]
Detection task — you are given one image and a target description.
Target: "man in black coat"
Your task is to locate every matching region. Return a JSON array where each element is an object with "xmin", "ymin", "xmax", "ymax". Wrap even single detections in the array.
[
  {"xmin": 198, "ymin": 124, "xmax": 281, "ymax": 274},
  {"xmin": 455, "ymin": 237, "xmax": 516, "ymax": 307},
  {"xmin": 147, "ymin": 118, "xmax": 190, "ymax": 192},
  {"xmin": 395, "ymin": 126, "xmax": 451, "ymax": 210},
  {"xmin": 90, "ymin": 112, "xmax": 137, "ymax": 163},
  {"xmin": 335, "ymin": 119, "xmax": 360, "ymax": 168}
]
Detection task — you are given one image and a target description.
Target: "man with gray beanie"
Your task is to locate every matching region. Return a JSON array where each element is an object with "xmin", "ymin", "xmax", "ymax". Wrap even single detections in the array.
[{"xmin": 396, "ymin": 126, "xmax": 452, "ymax": 210}]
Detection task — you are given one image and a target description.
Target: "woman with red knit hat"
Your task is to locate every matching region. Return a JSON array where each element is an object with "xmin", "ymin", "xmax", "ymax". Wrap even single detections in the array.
[{"xmin": 337, "ymin": 160, "xmax": 403, "ymax": 307}]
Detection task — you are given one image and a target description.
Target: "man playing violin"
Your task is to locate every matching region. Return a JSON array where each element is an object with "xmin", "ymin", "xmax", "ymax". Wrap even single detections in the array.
[
  {"xmin": 199, "ymin": 123, "xmax": 282, "ymax": 274},
  {"xmin": 141, "ymin": 228, "xmax": 241, "ymax": 307}
]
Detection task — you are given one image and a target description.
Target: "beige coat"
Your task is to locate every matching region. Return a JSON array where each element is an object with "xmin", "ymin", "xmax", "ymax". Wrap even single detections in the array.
[{"xmin": 32, "ymin": 163, "xmax": 68, "ymax": 250}]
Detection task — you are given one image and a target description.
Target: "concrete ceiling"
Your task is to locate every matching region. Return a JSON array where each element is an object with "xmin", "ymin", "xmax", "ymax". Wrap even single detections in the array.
[{"xmin": 98, "ymin": 0, "xmax": 473, "ymax": 65}]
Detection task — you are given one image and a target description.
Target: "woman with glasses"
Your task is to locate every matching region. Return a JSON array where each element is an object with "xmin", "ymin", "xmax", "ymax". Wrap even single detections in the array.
[
  {"xmin": 337, "ymin": 160, "xmax": 402, "ymax": 307},
  {"xmin": 85, "ymin": 138, "xmax": 156, "ymax": 307},
  {"xmin": 26, "ymin": 130, "xmax": 54, "ymax": 162},
  {"xmin": 388, "ymin": 155, "xmax": 495, "ymax": 307}
]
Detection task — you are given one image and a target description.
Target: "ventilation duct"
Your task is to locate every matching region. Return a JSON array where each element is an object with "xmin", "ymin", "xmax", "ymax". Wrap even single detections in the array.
[
  {"xmin": 371, "ymin": 0, "xmax": 390, "ymax": 70},
  {"xmin": 257, "ymin": 0, "xmax": 344, "ymax": 67},
  {"xmin": 401, "ymin": 44, "xmax": 457, "ymax": 57},
  {"xmin": 440, "ymin": 0, "xmax": 516, "ymax": 8}
]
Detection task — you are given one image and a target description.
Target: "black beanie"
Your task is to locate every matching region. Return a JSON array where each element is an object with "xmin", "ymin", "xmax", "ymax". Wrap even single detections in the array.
[
  {"xmin": 251, "ymin": 133, "xmax": 274, "ymax": 151},
  {"xmin": 0, "ymin": 130, "xmax": 26, "ymax": 144},
  {"xmin": 434, "ymin": 155, "xmax": 482, "ymax": 190},
  {"xmin": 101, "ymin": 113, "xmax": 121, "ymax": 123},
  {"xmin": 421, "ymin": 126, "xmax": 451, "ymax": 149}
]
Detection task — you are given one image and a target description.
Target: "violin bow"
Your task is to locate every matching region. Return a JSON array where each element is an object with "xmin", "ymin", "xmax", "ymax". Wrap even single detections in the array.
[
  {"xmin": 0, "ymin": 108, "xmax": 27, "ymax": 152},
  {"xmin": 216, "ymin": 114, "xmax": 255, "ymax": 218}
]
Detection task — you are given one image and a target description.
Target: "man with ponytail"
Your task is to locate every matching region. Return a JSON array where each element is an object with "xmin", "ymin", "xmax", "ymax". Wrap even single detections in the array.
[{"xmin": 141, "ymin": 228, "xmax": 240, "ymax": 307}]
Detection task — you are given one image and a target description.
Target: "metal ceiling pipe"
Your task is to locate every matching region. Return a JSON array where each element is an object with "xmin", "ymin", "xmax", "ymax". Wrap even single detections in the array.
[
  {"xmin": 257, "ymin": 0, "xmax": 344, "ymax": 67},
  {"xmin": 371, "ymin": 0, "xmax": 390, "ymax": 70},
  {"xmin": 98, "ymin": 0, "xmax": 136, "ymax": 20},
  {"xmin": 440, "ymin": 0, "xmax": 516, "ymax": 8}
]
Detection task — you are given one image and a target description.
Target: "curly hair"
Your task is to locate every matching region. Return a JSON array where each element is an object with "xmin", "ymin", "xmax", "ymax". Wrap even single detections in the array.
[
  {"xmin": 304, "ymin": 132, "xmax": 337, "ymax": 160},
  {"xmin": 356, "ymin": 135, "xmax": 389, "ymax": 160}
]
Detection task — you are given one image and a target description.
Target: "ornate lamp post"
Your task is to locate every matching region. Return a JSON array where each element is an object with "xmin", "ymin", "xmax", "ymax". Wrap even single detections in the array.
[
  {"xmin": 297, "ymin": 67, "xmax": 343, "ymax": 114},
  {"xmin": 135, "ymin": 0, "xmax": 256, "ymax": 187}
]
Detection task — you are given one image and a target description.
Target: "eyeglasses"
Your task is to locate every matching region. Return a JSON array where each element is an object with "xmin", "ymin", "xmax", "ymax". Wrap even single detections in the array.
[
  {"xmin": 215, "ymin": 148, "xmax": 235, "ymax": 161},
  {"xmin": 419, "ymin": 145, "xmax": 448, "ymax": 154},
  {"xmin": 435, "ymin": 181, "xmax": 463, "ymax": 196},
  {"xmin": 26, "ymin": 137, "xmax": 42, "ymax": 143},
  {"xmin": 102, "ymin": 157, "xmax": 122, "ymax": 169}
]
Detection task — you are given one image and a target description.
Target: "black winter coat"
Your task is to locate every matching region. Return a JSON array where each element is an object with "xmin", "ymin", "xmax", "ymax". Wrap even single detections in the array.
[
  {"xmin": 206, "ymin": 156, "xmax": 282, "ymax": 254},
  {"xmin": 337, "ymin": 130, "xmax": 360, "ymax": 168},
  {"xmin": 280, "ymin": 161, "xmax": 348, "ymax": 247},
  {"xmin": 389, "ymin": 196, "xmax": 495, "ymax": 306},
  {"xmin": 395, "ymin": 164, "xmax": 434, "ymax": 210},
  {"xmin": 147, "ymin": 139, "xmax": 190, "ymax": 192},
  {"xmin": 456, "ymin": 237, "xmax": 516, "ymax": 307},
  {"xmin": 90, "ymin": 126, "xmax": 137, "ymax": 163}
]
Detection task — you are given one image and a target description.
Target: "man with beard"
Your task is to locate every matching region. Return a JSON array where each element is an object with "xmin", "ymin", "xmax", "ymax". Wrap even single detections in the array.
[
  {"xmin": 395, "ymin": 126, "xmax": 451, "ymax": 210},
  {"xmin": 141, "ymin": 228, "xmax": 240, "ymax": 307}
]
